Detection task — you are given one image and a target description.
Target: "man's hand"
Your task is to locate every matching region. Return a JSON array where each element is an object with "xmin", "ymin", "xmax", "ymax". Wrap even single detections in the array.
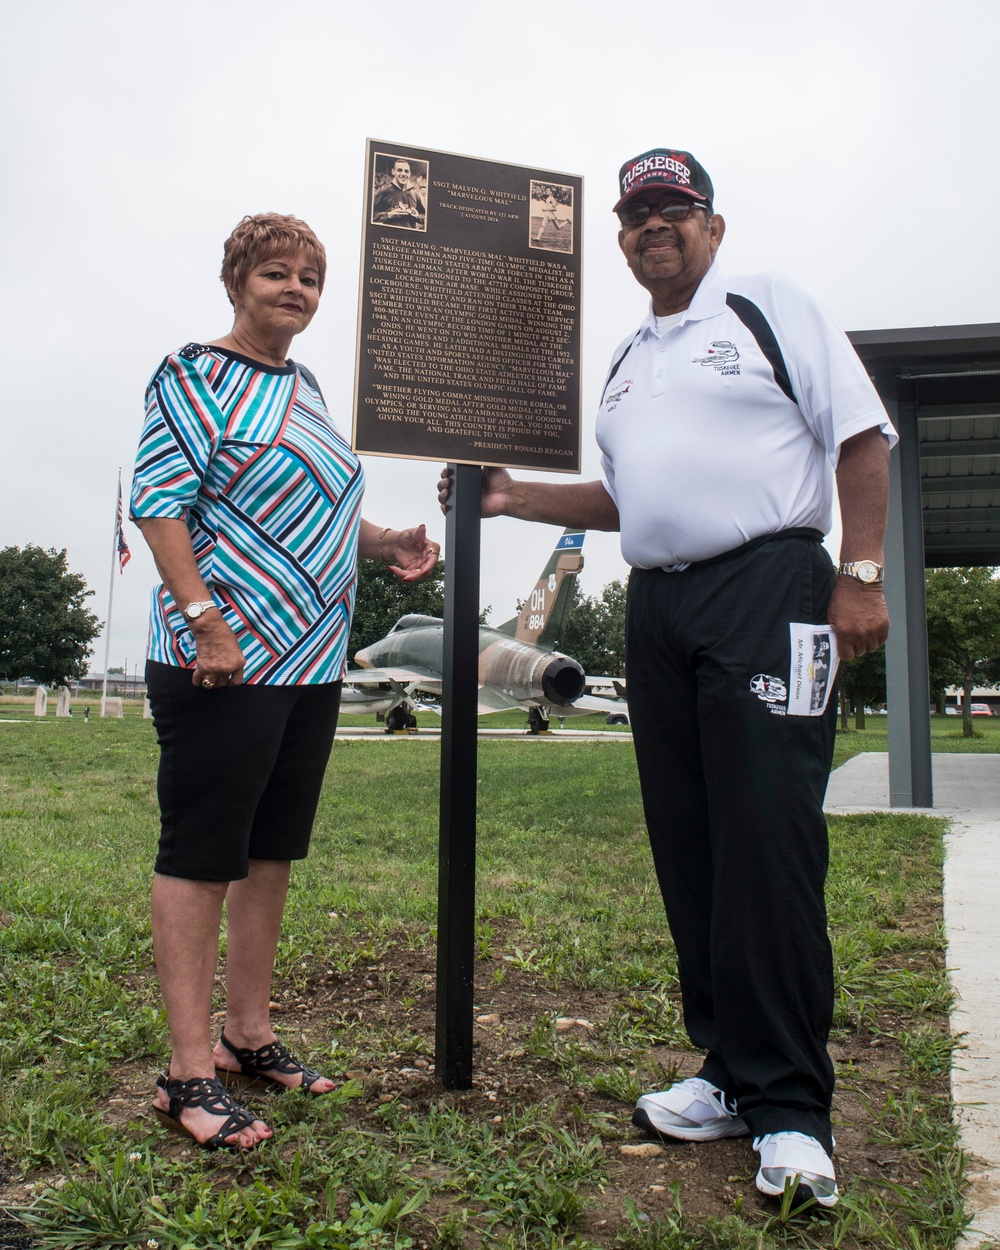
[
  {"xmin": 437, "ymin": 465, "xmax": 527, "ymax": 517},
  {"xmin": 834, "ymin": 426, "xmax": 891, "ymax": 661},
  {"xmin": 436, "ymin": 466, "xmax": 520, "ymax": 518},
  {"xmin": 827, "ymin": 578, "xmax": 889, "ymax": 662},
  {"xmin": 437, "ymin": 465, "xmax": 620, "ymax": 530}
]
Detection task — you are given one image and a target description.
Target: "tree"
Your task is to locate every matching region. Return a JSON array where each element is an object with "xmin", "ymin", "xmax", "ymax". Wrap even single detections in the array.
[
  {"xmin": 924, "ymin": 567, "xmax": 1000, "ymax": 738},
  {"xmin": 839, "ymin": 647, "xmax": 886, "ymax": 729},
  {"xmin": 0, "ymin": 546, "xmax": 102, "ymax": 686},
  {"xmin": 559, "ymin": 579, "xmax": 628, "ymax": 675},
  {"xmin": 347, "ymin": 559, "xmax": 445, "ymax": 664},
  {"xmin": 928, "ymin": 648, "xmax": 959, "ymax": 715}
]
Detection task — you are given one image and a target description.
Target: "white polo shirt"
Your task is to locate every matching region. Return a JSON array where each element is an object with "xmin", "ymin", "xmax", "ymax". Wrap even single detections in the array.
[{"xmin": 597, "ymin": 262, "xmax": 897, "ymax": 570}]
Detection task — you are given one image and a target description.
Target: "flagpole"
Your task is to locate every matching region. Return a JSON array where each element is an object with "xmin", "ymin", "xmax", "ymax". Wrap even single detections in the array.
[{"xmin": 100, "ymin": 470, "xmax": 123, "ymax": 716}]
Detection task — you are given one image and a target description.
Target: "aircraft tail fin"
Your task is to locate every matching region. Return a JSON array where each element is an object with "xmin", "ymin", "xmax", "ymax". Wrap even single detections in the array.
[{"xmin": 497, "ymin": 529, "xmax": 585, "ymax": 647}]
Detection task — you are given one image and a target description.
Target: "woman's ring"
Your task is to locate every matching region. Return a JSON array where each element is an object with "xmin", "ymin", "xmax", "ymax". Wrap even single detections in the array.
[{"xmin": 202, "ymin": 678, "xmax": 216, "ymax": 688}]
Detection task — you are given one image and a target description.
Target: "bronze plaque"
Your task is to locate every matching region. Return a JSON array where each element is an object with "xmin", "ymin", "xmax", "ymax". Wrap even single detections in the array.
[{"xmin": 354, "ymin": 140, "xmax": 583, "ymax": 472}]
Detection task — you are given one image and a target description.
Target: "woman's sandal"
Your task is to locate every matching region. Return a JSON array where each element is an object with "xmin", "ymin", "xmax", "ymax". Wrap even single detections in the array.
[
  {"xmin": 215, "ymin": 1031, "xmax": 333, "ymax": 1097},
  {"xmin": 151, "ymin": 1073, "xmax": 263, "ymax": 1151}
]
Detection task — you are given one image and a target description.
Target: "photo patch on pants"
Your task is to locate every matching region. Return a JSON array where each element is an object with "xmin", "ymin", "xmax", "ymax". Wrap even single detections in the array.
[{"xmin": 787, "ymin": 623, "xmax": 839, "ymax": 716}]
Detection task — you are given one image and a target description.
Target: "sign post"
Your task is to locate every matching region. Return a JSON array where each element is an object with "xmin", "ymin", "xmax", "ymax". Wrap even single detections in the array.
[
  {"xmin": 354, "ymin": 140, "xmax": 583, "ymax": 1088},
  {"xmin": 435, "ymin": 463, "xmax": 482, "ymax": 1087}
]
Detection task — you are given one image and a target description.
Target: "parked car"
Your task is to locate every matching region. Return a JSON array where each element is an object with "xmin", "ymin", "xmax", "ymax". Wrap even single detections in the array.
[
  {"xmin": 605, "ymin": 702, "xmax": 630, "ymax": 726},
  {"xmin": 971, "ymin": 703, "xmax": 994, "ymax": 716}
]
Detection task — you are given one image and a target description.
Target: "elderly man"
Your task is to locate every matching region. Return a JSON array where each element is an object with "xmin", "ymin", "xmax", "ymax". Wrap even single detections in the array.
[
  {"xmin": 439, "ymin": 148, "xmax": 895, "ymax": 1206},
  {"xmin": 373, "ymin": 158, "xmax": 426, "ymax": 229}
]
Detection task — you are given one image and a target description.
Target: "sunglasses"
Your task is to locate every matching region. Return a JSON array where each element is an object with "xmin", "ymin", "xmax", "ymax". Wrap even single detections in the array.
[{"xmin": 617, "ymin": 198, "xmax": 708, "ymax": 229}]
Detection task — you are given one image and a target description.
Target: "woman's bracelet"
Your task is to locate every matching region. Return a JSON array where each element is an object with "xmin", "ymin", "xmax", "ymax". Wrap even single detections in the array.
[{"xmin": 378, "ymin": 527, "xmax": 391, "ymax": 563}]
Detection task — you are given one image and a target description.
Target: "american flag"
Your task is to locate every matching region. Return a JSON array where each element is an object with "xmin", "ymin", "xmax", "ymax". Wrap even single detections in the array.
[{"xmin": 116, "ymin": 480, "xmax": 131, "ymax": 572}]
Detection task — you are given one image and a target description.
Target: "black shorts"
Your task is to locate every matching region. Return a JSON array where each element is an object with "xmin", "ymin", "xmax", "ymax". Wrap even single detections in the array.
[{"xmin": 146, "ymin": 661, "xmax": 342, "ymax": 882}]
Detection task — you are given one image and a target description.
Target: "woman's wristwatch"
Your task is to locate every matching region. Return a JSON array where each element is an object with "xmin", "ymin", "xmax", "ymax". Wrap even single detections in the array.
[
  {"xmin": 838, "ymin": 560, "xmax": 884, "ymax": 585},
  {"xmin": 182, "ymin": 600, "xmax": 219, "ymax": 621}
]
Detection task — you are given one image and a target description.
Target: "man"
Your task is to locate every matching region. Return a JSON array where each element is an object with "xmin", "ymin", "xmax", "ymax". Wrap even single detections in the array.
[
  {"xmin": 439, "ymin": 148, "xmax": 895, "ymax": 1207},
  {"xmin": 373, "ymin": 159, "xmax": 426, "ymax": 229}
]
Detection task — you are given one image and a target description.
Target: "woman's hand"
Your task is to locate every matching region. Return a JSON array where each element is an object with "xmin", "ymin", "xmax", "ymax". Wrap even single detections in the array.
[
  {"xmin": 385, "ymin": 524, "xmax": 440, "ymax": 582},
  {"xmin": 359, "ymin": 520, "xmax": 440, "ymax": 581},
  {"xmin": 133, "ymin": 517, "xmax": 246, "ymax": 690},
  {"xmin": 190, "ymin": 614, "xmax": 246, "ymax": 689}
]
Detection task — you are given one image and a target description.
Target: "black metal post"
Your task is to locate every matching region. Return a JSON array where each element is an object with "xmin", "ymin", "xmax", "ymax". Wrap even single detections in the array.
[
  {"xmin": 436, "ymin": 464, "xmax": 481, "ymax": 1088},
  {"xmin": 879, "ymin": 370, "xmax": 933, "ymax": 807}
]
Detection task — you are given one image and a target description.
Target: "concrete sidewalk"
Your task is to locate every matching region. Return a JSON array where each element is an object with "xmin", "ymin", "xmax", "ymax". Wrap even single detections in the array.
[{"xmin": 825, "ymin": 754, "xmax": 1000, "ymax": 1248}]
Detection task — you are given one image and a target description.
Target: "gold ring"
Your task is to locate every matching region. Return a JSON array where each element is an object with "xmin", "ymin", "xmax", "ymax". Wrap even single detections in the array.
[{"xmin": 202, "ymin": 679, "xmax": 216, "ymax": 688}]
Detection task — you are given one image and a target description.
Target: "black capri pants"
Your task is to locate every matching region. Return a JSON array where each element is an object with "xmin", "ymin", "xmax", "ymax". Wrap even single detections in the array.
[{"xmin": 146, "ymin": 660, "xmax": 342, "ymax": 882}]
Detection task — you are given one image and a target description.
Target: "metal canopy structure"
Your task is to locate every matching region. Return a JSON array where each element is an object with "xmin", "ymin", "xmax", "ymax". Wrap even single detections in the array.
[{"xmin": 846, "ymin": 323, "xmax": 1000, "ymax": 806}]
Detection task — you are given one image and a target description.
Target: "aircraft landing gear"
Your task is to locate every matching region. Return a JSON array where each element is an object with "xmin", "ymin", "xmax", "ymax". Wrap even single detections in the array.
[
  {"xmin": 385, "ymin": 705, "xmax": 417, "ymax": 734},
  {"xmin": 527, "ymin": 707, "xmax": 551, "ymax": 735}
]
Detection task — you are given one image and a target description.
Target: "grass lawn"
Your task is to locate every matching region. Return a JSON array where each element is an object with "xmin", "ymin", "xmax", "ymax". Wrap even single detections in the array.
[
  {"xmin": 0, "ymin": 705, "xmax": 990, "ymax": 1248},
  {"xmin": 831, "ymin": 712, "xmax": 1000, "ymax": 769}
]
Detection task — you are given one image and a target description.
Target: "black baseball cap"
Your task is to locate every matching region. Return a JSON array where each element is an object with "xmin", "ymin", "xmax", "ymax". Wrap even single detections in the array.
[{"xmin": 613, "ymin": 149, "xmax": 714, "ymax": 213}]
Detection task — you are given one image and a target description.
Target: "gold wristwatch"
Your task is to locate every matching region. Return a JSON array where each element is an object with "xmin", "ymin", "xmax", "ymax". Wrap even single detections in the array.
[
  {"xmin": 182, "ymin": 600, "xmax": 219, "ymax": 621},
  {"xmin": 838, "ymin": 560, "xmax": 884, "ymax": 585}
]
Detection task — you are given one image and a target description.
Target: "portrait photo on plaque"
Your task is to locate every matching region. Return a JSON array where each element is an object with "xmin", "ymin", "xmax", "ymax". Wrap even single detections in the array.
[
  {"xmin": 371, "ymin": 153, "xmax": 428, "ymax": 231},
  {"xmin": 529, "ymin": 181, "xmax": 573, "ymax": 253}
]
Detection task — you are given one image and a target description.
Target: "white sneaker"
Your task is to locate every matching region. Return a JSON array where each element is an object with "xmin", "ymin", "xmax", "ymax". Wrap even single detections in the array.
[
  {"xmin": 753, "ymin": 1132, "xmax": 838, "ymax": 1207},
  {"xmin": 632, "ymin": 1077, "xmax": 750, "ymax": 1142}
]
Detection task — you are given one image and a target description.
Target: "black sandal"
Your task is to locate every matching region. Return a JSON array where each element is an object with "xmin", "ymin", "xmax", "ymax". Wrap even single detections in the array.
[
  {"xmin": 215, "ymin": 1031, "xmax": 333, "ymax": 1097},
  {"xmin": 151, "ymin": 1073, "xmax": 262, "ymax": 1151}
]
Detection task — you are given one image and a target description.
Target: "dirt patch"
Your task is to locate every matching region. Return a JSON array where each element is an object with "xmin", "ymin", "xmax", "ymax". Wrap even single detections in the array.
[
  {"xmin": 0, "ymin": 1154, "xmax": 35, "ymax": 1249},
  {"xmin": 0, "ymin": 915, "xmax": 946, "ymax": 1246}
]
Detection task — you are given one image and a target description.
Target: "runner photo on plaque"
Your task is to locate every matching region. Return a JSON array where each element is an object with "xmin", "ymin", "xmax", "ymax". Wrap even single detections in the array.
[{"xmin": 529, "ymin": 181, "xmax": 574, "ymax": 254}]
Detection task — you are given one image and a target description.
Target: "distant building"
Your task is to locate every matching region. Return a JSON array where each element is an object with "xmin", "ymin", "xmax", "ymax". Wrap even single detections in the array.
[{"xmin": 77, "ymin": 673, "xmax": 147, "ymax": 696}]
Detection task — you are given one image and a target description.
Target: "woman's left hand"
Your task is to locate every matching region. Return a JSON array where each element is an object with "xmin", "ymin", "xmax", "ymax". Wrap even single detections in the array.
[
  {"xmin": 388, "ymin": 525, "xmax": 441, "ymax": 582},
  {"xmin": 359, "ymin": 520, "xmax": 440, "ymax": 580}
]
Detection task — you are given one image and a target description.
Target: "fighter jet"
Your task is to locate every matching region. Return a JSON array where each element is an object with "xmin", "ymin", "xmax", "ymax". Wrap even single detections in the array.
[{"xmin": 343, "ymin": 529, "xmax": 615, "ymax": 732}]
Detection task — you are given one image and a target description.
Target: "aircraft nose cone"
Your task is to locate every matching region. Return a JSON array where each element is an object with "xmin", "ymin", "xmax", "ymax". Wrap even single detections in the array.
[{"xmin": 541, "ymin": 656, "xmax": 585, "ymax": 706}]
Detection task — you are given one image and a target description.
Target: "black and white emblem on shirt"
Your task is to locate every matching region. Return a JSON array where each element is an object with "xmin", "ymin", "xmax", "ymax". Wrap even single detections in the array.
[
  {"xmin": 750, "ymin": 673, "xmax": 787, "ymax": 704},
  {"xmin": 692, "ymin": 341, "xmax": 740, "ymax": 370}
]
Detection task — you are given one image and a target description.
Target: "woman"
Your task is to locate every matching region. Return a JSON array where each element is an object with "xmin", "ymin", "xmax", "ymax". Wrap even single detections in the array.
[{"xmin": 131, "ymin": 213, "xmax": 439, "ymax": 1150}]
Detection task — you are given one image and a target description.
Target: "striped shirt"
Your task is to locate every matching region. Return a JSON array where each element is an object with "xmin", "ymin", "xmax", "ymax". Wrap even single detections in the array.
[{"xmin": 130, "ymin": 344, "xmax": 364, "ymax": 684}]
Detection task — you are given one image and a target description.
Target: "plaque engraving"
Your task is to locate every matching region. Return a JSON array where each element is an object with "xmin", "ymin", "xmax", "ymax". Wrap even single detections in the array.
[{"xmin": 355, "ymin": 141, "xmax": 582, "ymax": 472}]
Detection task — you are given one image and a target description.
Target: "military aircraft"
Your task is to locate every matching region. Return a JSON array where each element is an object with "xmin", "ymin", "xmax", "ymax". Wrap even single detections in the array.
[{"xmin": 343, "ymin": 529, "xmax": 616, "ymax": 733}]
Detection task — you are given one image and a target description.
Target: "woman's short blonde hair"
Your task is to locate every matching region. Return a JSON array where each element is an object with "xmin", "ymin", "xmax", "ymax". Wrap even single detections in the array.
[{"xmin": 220, "ymin": 213, "xmax": 326, "ymax": 303}]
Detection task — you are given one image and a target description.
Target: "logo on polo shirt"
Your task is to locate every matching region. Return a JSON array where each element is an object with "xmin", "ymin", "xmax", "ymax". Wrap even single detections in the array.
[
  {"xmin": 692, "ymin": 341, "xmax": 740, "ymax": 377},
  {"xmin": 604, "ymin": 379, "xmax": 634, "ymax": 412}
]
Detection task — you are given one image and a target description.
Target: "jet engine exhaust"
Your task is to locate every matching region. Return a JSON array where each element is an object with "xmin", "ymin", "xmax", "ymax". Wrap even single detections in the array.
[
  {"xmin": 480, "ymin": 640, "xmax": 585, "ymax": 708},
  {"xmin": 541, "ymin": 656, "xmax": 586, "ymax": 706}
]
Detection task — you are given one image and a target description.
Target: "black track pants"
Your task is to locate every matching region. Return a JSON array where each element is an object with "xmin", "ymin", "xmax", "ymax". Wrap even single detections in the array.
[{"xmin": 626, "ymin": 535, "xmax": 838, "ymax": 1152}]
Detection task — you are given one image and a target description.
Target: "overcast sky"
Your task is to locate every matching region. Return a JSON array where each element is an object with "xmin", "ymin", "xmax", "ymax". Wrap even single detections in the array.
[{"xmin": 2, "ymin": 0, "xmax": 996, "ymax": 676}]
